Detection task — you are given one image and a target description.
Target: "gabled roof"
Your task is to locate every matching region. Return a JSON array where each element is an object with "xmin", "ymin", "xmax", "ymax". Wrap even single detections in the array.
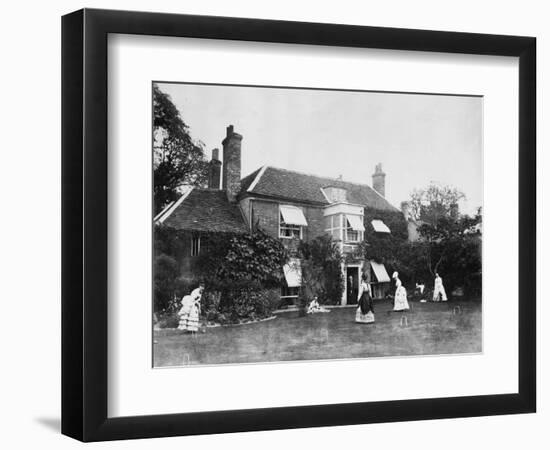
[
  {"xmin": 240, "ymin": 166, "xmax": 399, "ymax": 212},
  {"xmin": 160, "ymin": 188, "xmax": 248, "ymax": 233}
]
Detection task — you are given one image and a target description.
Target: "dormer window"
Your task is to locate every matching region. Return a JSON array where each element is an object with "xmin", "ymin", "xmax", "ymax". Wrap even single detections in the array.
[{"xmin": 279, "ymin": 205, "xmax": 308, "ymax": 239}]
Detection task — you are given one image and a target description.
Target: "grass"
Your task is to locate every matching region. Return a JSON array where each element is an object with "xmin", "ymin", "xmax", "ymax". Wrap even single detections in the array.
[{"xmin": 153, "ymin": 298, "xmax": 482, "ymax": 367}]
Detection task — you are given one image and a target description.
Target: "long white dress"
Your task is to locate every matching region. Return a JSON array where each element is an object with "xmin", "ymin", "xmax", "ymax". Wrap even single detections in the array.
[
  {"xmin": 178, "ymin": 291, "xmax": 201, "ymax": 332},
  {"xmin": 178, "ymin": 295, "xmax": 194, "ymax": 330},
  {"xmin": 393, "ymin": 278, "xmax": 410, "ymax": 311},
  {"xmin": 433, "ymin": 276, "xmax": 448, "ymax": 301}
]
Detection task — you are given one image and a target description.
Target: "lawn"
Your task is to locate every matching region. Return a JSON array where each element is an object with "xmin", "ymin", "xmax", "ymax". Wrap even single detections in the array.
[{"xmin": 153, "ymin": 298, "xmax": 482, "ymax": 367}]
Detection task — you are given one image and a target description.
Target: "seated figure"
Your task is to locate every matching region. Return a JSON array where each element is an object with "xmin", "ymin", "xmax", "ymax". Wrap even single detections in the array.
[{"xmin": 307, "ymin": 297, "xmax": 330, "ymax": 314}]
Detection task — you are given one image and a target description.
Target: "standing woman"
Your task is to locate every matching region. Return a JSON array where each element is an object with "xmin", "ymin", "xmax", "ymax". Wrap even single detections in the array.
[
  {"xmin": 178, "ymin": 284, "xmax": 203, "ymax": 334},
  {"xmin": 177, "ymin": 294, "xmax": 194, "ymax": 331},
  {"xmin": 392, "ymin": 271, "xmax": 410, "ymax": 311},
  {"xmin": 356, "ymin": 275, "xmax": 375, "ymax": 323},
  {"xmin": 186, "ymin": 284, "xmax": 203, "ymax": 335},
  {"xmin": 432, "ymin": 273, "xmax": 448, "ymax": 302},
  {"xmin": 186, "ymin": 293, "xmax": 201, "ymax": 335}
]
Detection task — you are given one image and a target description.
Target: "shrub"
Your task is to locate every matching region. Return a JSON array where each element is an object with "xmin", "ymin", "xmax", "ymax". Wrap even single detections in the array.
[
  {"xmin": 195, "ymin": 229, "xmax": 288, "ymax": 287},
  {"xmin": 174, "ymin": 276, "xmax": 201, "ymax": 300},
  {"xmin": 208, "ymin": 286, "xmax": 280, "ymax": 324},
  {"xmin": 299, "ymin": 235, "xmax": 344, "ymax": 305},
  {"xmin": 201, "ymin": 290, "xmax": 221, "ymax": 322},
  {"xmin": 260, "ymin": 288, "xmax": 282, "ymax": 315},
  {"xmin": 156, "ymin": 310, "xmax": 180, "ymax": 329},
  {"xmin": 153, "ymin": 253, "xmax": 178, "ymax": 313}
]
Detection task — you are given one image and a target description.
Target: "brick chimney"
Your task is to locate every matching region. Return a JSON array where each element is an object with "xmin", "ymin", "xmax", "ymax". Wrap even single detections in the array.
[
  {"xmin": 222, "ymin": 125, "xmax": 242, "ymax": 202},
  {"xmin": 372, "ymin": 163, "xmax": 386, "ymax": 197},
  {"xmin": 208, "ymin": 148, "xmax": 222, "ymax": 189}
]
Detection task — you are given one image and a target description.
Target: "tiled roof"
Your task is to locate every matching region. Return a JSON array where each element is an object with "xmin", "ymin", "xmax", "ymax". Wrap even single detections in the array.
[
  {"xmin": 240, "ymin": 166, "xmax": 399, "ymax": 212},
  {"xmin": 239, "ymin": 167, "xmax": 262, "ymax": 192},
  {"xmin": 162, "ymin": 188, "xmax": 248, "ymax": 233}
]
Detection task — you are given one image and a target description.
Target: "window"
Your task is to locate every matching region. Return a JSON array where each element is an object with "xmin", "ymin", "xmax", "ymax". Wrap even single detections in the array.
[
  {"xmin": 191, "ymin": 235, "xmax": 200, "ymax": 256},
  {"xmin": 279, "ymin": 205, "xmax": 307, "ymax": 239},
  {"xmin": 324, "ymin": 214, "xmax": 342, "ymax": 240},
  {"xmin": 345, "ymin": 228, "xmax": 361, "ymax": 242},
  {"xmin": 279, "ymin": 219, "xmax": 302, "ymax": 239},
  {"xmin": 281, "ymin": 285, "xmax": 300, "ymax": 299},
  {"xmin": 345, "ymin": 216, "xmax": 364, "ymax": 243},
  {"xmin": 280, "ymin": 285, "xmax": 300, "ymax": 309},
  {"xmin": 345, "ymin": 227, "xmax": 361, "ymax": 242}
]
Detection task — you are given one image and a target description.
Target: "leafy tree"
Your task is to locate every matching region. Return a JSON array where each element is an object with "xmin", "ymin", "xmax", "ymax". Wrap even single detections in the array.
[
  {"xmin": 407, "ymin": 183, "xmax": 482, "ymax": 294},
  {"xmin": 417, "ymin": 208, "xmax": 482, "ymax": 290},
  {"xmin": 299, "ymin": 235, "xmax": 344, "ymax": 305},
  {"xmin": 194, "ymin": 230, "xmax": 288, "ymax": 287},
  {"xmin": 153, "ymin": 84, "xmax": 209, "ymax": 214},
  {"xmin": 297, "ymin": 260, "xmax": 325, "ymax": 314},
  {"xmin": 409, "ymin": 183, "xmax": 465, "ymax": 224},
  {"xmin": 349, "ymin": 199, "xmax": 482, "ymax": 296}
]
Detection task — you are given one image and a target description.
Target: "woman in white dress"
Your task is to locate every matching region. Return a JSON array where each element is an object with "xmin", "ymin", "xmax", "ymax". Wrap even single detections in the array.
[
  {"xmin": 392, "ymin": 271, "xmax": 410, "ymax": 311},
  {"xmin": 356, "ymin": 276, "xmax": 375, "ymax": 323},
  {"xmin": 178, "ymin": 285, "xmax": 203, "ymax": 333},
  {"xmin": 432, "ymin": 273, "xmax": 448, "ymax": 301}
]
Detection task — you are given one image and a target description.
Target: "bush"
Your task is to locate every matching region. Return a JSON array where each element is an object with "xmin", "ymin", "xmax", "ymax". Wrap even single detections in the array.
[
  {"xmin": 201, "ymin": 290, "xmax": 221, "ymax": 322},
  {"xmin": 210, "ymin": 286, "xmax": 280, "ymax": 324},
  {"xmin": 174, "ymin": 276, "xmax": 200, "ymax": 300},
  {"xmin": 156, "ymin": 310, "xmax": 180, "ymax": 329},
  {"xmin": 153, "ymin": 253, "xmax": 178, "ymax": 313},
  {"xmin": 195, "ymin": 229, "xmax": 288, "ymax": 287},
  {"xmin": 299, "ymin": 235, "xmax": 344, "ymax": 305},
  {"xmin": 258, "ymin": 288, "xmax": 282, "ymax": 315}
]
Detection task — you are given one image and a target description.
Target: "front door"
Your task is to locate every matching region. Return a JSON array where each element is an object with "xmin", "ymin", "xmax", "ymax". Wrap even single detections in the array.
[{"xmin": 346, "ymin": 267, "xmax": 359, "ymax": 305}]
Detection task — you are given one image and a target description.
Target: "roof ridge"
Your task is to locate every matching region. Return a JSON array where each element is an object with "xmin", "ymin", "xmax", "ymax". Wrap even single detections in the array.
[
  {"xmin": 263, "ymin": 165, "xmax": 375, "ymax": 189},
  {"xmin": 244, "ymin": 165, "xmax": 400, "ymax": 212}
]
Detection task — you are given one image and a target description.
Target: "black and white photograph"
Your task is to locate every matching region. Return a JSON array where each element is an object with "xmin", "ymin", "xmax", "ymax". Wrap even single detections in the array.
[
  {"xmin": 152, "ymin": 82, "xmax": 483, "ymax": 368},
  {"xmin": 0, "ymin": 0, "xmax": 542, "ymax": 447}
]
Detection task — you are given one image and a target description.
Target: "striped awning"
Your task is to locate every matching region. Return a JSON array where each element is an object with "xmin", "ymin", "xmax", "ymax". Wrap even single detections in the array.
[
  {"xmin": 370, "ymin": 261, "xmax": 390, "ymax": 283},
  {"xmin": 346, "ymin": 215, "xmax": 365, "ymax": 232},
  {"xmin": 371, "ymin": 219, "xmax": 391, "ymax": 233},
  {"xmin": 280, "ymin": 205, "xmax": 308, "ymax": 226}
]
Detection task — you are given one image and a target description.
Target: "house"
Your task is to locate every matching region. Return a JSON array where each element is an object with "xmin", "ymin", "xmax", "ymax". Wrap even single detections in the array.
[{"xmin": 155, "ymin": 125, "xmax": 402, "ymax": 305}]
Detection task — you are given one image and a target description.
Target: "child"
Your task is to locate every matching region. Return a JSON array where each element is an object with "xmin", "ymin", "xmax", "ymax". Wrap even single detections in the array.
[{"xmin": 307, "ymin": 296, "xmax": 330, "ymax": 314}]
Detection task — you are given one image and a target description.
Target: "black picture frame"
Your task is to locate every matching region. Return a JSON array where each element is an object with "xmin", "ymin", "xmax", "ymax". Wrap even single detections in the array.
[{"xmin": 62, "ymin": 8, "xmax": 536, "ymax": 442}]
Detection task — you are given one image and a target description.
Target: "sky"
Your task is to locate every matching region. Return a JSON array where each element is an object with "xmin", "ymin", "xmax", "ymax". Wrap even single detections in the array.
[{"xmin": 157, "ymin": 82, "xmax": 483, "ymax": 215}]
